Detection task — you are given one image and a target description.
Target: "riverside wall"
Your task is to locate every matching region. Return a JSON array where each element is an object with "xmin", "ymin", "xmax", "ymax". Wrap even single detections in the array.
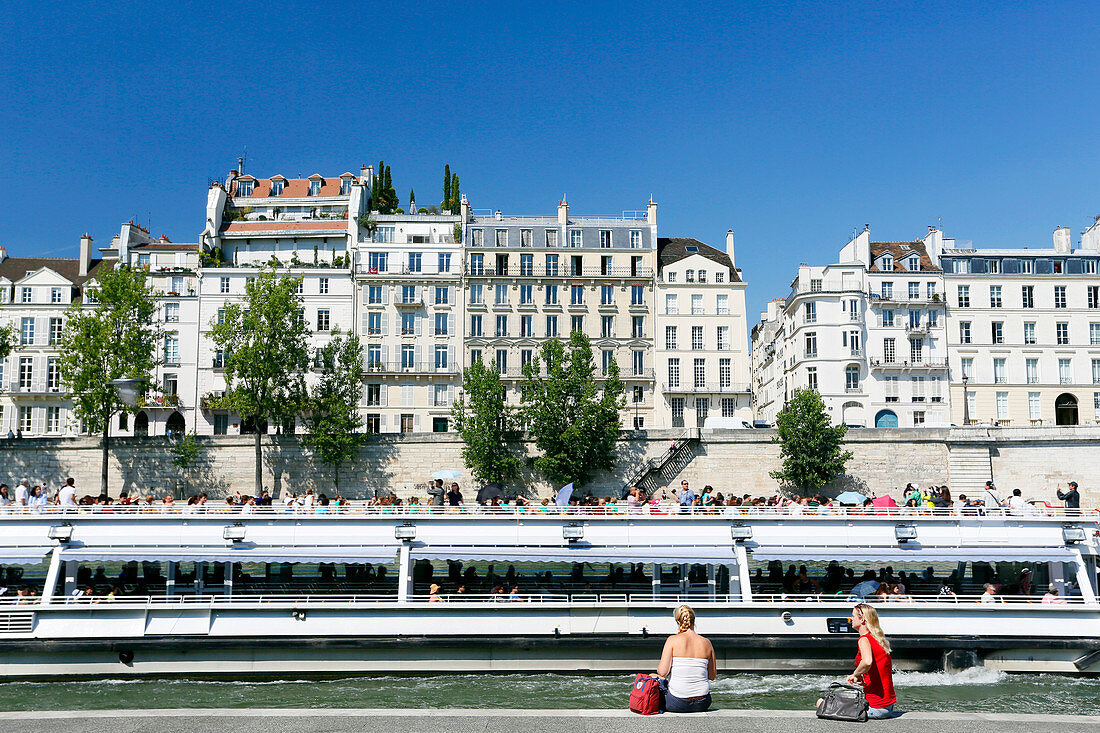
[{"xmin": 0, "ymin": 427, "xmax": 1097, "ymax": 506}]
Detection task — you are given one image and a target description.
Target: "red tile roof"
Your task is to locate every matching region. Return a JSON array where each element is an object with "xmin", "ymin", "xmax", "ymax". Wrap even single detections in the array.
[
  {"xmin": 222, "ymin": 220, "xmax": 349, "ymax": 234},
  {"xmin": 131, "ymin": 243, "xmax": 197, "ymax": 250},
  {"xmin": 231, "ymin": 176, "xmax": 350, "ymax": 198},
  {"xmin": 869, "ymin": 241, "xmax": 940, "ymax": 272}
]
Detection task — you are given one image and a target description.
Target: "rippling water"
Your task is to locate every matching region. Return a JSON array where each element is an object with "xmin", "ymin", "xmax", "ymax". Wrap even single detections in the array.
[{"xmin": 1, "ymin": 670, "xmax": 1098, "ymax": 715}]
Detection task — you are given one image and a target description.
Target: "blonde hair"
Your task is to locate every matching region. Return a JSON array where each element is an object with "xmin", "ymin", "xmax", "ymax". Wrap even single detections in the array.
[
  {"xmin": 674, "ymin": 604, "xmax": 696, "ymax": 633},
  {"xmin": 853, "ymin": 603, "xmax": 891, "ymax": 654}
]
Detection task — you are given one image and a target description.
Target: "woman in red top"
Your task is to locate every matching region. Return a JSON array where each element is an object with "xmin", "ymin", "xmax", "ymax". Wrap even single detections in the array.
[{"xmin": 847, "ymin": 603, "xmax": 898, "ymax": 719}]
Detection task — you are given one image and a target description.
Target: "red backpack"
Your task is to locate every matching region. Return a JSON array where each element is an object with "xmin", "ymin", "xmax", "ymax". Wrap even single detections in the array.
[{"xmin": 629, "ymin": 673, "xmax": 661, "ymax": 715}]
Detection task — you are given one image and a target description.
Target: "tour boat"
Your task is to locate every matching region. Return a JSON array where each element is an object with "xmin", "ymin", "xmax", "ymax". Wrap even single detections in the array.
[{"xmin": 0, "ymin": 505, "xmax": 1097, "ymax": 679}]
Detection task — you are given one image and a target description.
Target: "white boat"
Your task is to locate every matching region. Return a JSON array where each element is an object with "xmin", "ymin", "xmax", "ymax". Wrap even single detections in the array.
[{"xmin": 0, "ymin": 505, "xmax": 1096, "ymax": 679}]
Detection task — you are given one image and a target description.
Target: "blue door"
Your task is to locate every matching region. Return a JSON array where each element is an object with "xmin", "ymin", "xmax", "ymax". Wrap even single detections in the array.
[{"xmin": 875, "ymin": 410, "xmax": 898, "ymax": 428}]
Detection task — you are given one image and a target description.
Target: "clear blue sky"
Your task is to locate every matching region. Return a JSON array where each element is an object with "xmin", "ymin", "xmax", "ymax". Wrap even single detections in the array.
[{"xmin": 2, "ymin": 2, "xmax": 1098, "ymax": 321}]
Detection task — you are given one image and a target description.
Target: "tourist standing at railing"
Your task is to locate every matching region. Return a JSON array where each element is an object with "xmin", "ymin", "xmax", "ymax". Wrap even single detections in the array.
[
  {"xmin": 0, "ymin": 485, "xmax": 9, "ymax": 508},
  {"xmin": 58, "ymin": 478, "xmax": 77, "ymax": 509},
  {"xmin": 446, "ymin": 483, "xmax": 463, "ymax": 506},
  {"xmin": 14, "ymin": 479, "xmax": 29, "ymax": 509},
  {"xmin": 1057, "ymin": 481, "xmax": 1081, "ymax": 511},
  {"xmin": 678, "ymin": 481, "xmax": 694, "ymax": 514}
]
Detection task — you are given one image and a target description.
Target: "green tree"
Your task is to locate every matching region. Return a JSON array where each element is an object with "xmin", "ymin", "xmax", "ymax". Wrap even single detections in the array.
[
  {"xmin": 208, "ymin": 269, "xmax": 311, "ymax": 494},
  {"xmin": 0, "ymin": 323, "xmax": 16, "ymax": 373},
  {"xmin": 59, "ymin": 266, "xmax": 161, "ymax": 495},
  {"xmin": 409, "ymin": 188, "xmax": 415, "ymax": 211},
  {"xmin": 453, "ymin": 359, "xmax": 524, "ymax": 485},
  {"xmin": 450, "ymin": 173, "xmax": 460, "ymax": 213},
  {"xmin": 442, "ymin": 164, "xmax": 451, "ymax": 211},
  {"xmin": 770, "ymin": 388, "xmax": 854, "ymax": 493},
  {"xmin": 521, "ymin": 331, "xmax": 624, "ymax": 487},
  {"xmin": 302, "ymin": 331, "xmax": 367, "ymax": 493}
]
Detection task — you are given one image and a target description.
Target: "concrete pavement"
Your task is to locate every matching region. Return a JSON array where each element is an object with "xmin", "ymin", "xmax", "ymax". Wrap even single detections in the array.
[{"xmin": 0, "ymin": 709, "xmax": 1096, "ymax": 733}]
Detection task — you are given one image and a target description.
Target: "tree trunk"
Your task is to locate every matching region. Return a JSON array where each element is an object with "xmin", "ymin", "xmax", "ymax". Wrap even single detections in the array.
[
  {"xmin": 334, "ymin": 463, "xmax": 340, "ymax": 494},
  {"xmin": 101, "ymin": 421, "xmax": 110, "ymax": 497},
  {"xmin": 254, "ymin": 425, "xmax": 262, "ymax": 496}
]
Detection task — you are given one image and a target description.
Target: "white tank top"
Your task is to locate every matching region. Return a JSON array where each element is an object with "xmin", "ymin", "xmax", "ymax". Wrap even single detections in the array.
[{"xmin": 668, "ymin": 656, "xmax": 710, "ymax": 698}]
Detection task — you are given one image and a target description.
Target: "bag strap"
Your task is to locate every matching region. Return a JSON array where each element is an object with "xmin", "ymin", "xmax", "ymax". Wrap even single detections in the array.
[{"xmin": 828, "ymin": 682, "xmax": 864, "ymax": 693}]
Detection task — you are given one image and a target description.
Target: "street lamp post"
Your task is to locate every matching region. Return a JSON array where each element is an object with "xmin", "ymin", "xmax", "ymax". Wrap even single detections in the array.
[
  {"xmin": 961, "ymin": 375, "xmax": 970, "ymax": 426},
  {"xmin": 103, "ymin": 377, "xmax": 146, "ymax": 495}
]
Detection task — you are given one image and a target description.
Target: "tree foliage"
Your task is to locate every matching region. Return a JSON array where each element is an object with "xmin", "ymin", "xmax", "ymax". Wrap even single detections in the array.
[
  {"xmin": 521, "ymin": 331, "xmax": 625, "ymax": 487},
  {"xmin": 208, "ymin": 268, "xmax": 311, "ymax": 494},
  {"xmin": 59, "ymin": 265, "xmax": 161, "ymax": 494},
  {"xmin": 770, "ymin": 388, "xmax": 854, "ymax": 493},
  {"xmin": 302, "ymin": 331, "xmax": 368, "ymax": 492},
  {"xmin": 0, "ymin": 323, "xmax": 16, "ymax": 378},
  {"xmin": 370, "ymin": 160, "xmax": 398, "ymax": 214},
  {"xmin": 442, "ymin": 164, "xmax": 451, "ymax": 211},
  {"xmin": 452, "ymin": 359, "xmax": 524, "ymax": 485}
]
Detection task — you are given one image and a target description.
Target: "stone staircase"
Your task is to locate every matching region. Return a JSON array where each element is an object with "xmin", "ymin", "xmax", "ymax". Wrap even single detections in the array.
[
  {"xmin": 948, "ymin": 445, "xmax": 993, "ymax": 495},
  {"xmin": 623, "ymin": 428, "xmax": 700, "ymax": 498}
]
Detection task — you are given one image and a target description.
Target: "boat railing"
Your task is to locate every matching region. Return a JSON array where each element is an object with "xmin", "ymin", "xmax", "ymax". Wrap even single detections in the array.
[
  {"xmin": 9, "ymin": 592, "xmax": 1090, "ymax": 607},
  {"xmin": 2, "ymin": 504, "xmax": 1097, "ymax": 520}
]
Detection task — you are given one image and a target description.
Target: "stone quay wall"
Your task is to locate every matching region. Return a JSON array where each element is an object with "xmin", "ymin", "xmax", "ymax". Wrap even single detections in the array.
[{"xmin": 0, "ymin": 427, "xmax": 1096, "ymax": 506}]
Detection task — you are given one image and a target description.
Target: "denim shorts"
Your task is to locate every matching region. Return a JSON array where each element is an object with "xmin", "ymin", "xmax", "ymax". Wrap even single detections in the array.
[{"xmin": 868, "ymin": 704, "xmax": 901, "ymax": 719}]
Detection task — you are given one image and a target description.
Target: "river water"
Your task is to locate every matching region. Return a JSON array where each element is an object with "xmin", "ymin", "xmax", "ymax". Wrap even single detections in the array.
[{"xmin": 1, "ymin": 670, "xmax": 1098, "ymax": 715}]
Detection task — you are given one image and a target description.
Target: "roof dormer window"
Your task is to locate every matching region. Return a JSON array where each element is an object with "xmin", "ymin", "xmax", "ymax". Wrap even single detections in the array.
[
  {"xmin": 271, "ymin": 180, "xmax": 284, "ymax": 196},
  {"xmin": 237, "ymin": 180, "xmax": 254, "ymax": 196},
  {"xmin": 880, "ymin": 255, "xmax": 893, "ymax": 270},
  {"xmin": 309, "ymin": 179, "xmax": 322, "ymax": 196},
  {"xmin": 340, "ymin": 178, "xmax": 352, "ymax": 195},
  {"xmin": 906, "ymin": 256, "xmax": 920, "ymax": 271}
]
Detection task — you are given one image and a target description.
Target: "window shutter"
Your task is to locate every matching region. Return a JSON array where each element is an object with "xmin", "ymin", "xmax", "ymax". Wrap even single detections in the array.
[
  {"xmin": 361, "ymin": 312, "xmax": 369, "ymax": 334},
  {"xmin": 414, "ymin": 414, "xmax": 421, "ymax": 432},
  {"xmin": 448, "ymin": 313, "xmax": 454, "ymax": 335},
  {"xmin": 414, "ymin": 345, "xmax": 422, "ymax": 366},
  {"xmin": 1002, "ymin": 258, "xmax": 1019, "ymax": 274},
  {"xmin": 381, "ymin": 313, "xmax": 388, "ymax": 336},
  {"xmin": 380, "ymin": 384, "xmax": 388, "ymax": 407},
  {"xmin": 35, "ymin": 317, "xmax": 47, "ymax": 346},
  {"xmin": 31, "ymin": 357, "xmax": 46, "ymax": 392},
  {"xmin": 415, "ymin": 315, "xmax": 422, "ymax": 336},
  {"xmin": 448, "ymin": 346, "xmax": 455, "ymax": 369},
  {"xmin": 31, "ymin": 407, "xmax": 44, "ymax": 435},
  {"xmin": 361, "ymin": 286, "xmax": 369, "ymax": 305},
  {"xmin": 382, "ymin": 286, "xmax": 390, "ymax": 304},
  {"xmin": 381, "ymin": 346, "xmax": 389, "ymax": 365},
  {"xmin": 1068, "ymin": 259, "xmax": 1084, "ymax": 274},
  {"xmin": 380, "ymin": 414, "xmax": 387, "ymax": 432}
]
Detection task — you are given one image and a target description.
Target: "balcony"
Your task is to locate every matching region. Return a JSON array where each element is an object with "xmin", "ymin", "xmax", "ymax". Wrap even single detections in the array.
[
  {"xmin": 868, "ymin": 292, "xmax": 945, "ymax": 307},
  {"xmin": 905, "ymin": 322, "xmax": 933, "ymax": 335},
  {"xmin": 394, "ymin": 297, "xmax": 425, "ymax": 308},
  {"xmin": 869, "ymin": 358, "xmax": 948, "ymax": 371},
  {"xmin": 201, "ymin": 392, "xmax": 229, "ymax": 410},
  {"xmin": 660, "ymin": 382, "xmax": 751, "ymax": 394},
  {"xmin": 8, "ymin": 382, "xmax": 65, "ymax": 397},
  {"xmin": 138, "ymin": 393, "xmax": 181, "ymax": 409},
  {"xmin": 464, "ymin": 265, "xmax": 653, "ymax": 278},
  {"xmin": 364, "ymin": 361, "xmax": 459, "ymax": 375}
]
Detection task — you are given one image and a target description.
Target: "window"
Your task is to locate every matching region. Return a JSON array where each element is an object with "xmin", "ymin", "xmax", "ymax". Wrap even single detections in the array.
[
  {"xmin": 996, "ymin": 392, "xmax": 1009, "ymax": 419},
  {"xmin": 519, "ymin": 254, "xmax": 534, "ymax": 276},
  {"xmin": 693, "ymin": 359, "xmax": 706, "ymax": 388},
  {"xmin": 519, "ymin": 284, "xmax": 532, "ymax": 305},
  {"xmin": 435, "ymin": 252, "xmax": 451, "ymax": 273},
  {"xmin": 1059, "ymin": 358, "xmax": 1072, "ymax": 384},
  {"xmin": 469, "ymin": 283, "xmax": 483, "ymax": 304},
  {"xmin": 601, "ymin": 316, "xmax": 613, "ymax": 338},
  {"xmin": 469, "ymin": 314, "xmax": 483, "ymax": 337},
  {"xmin": 402, "ymin": 285, "xmax": 418, "ymax": 304},
  {"xmin": 434, "ymin": 312, "xmax": 449, "ymax": 336},
  {"xmin": 493, "ymin": 229, "xmax": 507, "ymax": 248},
  {"xmin": 810, "ymin": 279, "xmax": 822, "ymax": 292},
  {"xmin": 666, "ymin": 272, "xmax": 676, "ymax": 283},
  {"xmin": 368, "ymin": 252, "xmax": 389, "ymax": 273},
  {"xmin": 717, "ymin": 325, "xmax": 729, "ymax": 351},
  {"xmin": 665, "ymin": 294, "xmax": 678, "ymax": 315},
  {"xmin": 237, "ymin": 180, "xmax": 253, "ymax": 196},
  {"xmin": 1092, "ymin": 323, "xmax": 1100, "ymax": 345},
  {"xmin": 309, "ymin": 179, "xmax": 321, "ymax": 196},
  {"xmin": 1093, "ymin": 359, "xmax": 1100, "ymax": 385},
  {"xmin": 364, "ymin": 415, "xmax": 380, "ymax": 435},
  {"xmin": 928, "ymin": 310, "xmax": 938, "ymax": 327},
  {"xmin": 367, "ymin": 285, "xmax": 383, "ymax": 304},
  {"xmin": 165, "ymin": 335, "xmax": 179, "ymax": 365},
  {"xmin": 1029, "ymin": 392, "xmax": 1041, "ymax": 421},
  {"xmin": 633, "ymin": 350, "xmax": 644, "ymax": 376},
  {"xmin": 435, "ymin": 286, "xmax": 450, "ymax": 305},
  {"xmin": 545, "ymin": 230, "xmax": 557, "ymax": 247},
  {"xmin": 434, "ymin": 346, "xmax": 449, "ymax": 371},
  {"xmin": 472, "ymin": 229, "xmax": 484, "ymax": 247},
  {"xmin": 219, "ymin": 277, "xmax": 230, "ymax": 294},
  {"xmin": 400, "ymin": 415, "xmax": 414, "ymax": 434},
  {"xmin": 602, "ymin": 350, "xmax": 615, "ymax": 376},
  {"xmin": 401, "ymin": 345, "xmax": 415, "ymax": 369},
  {"xmin": 909, "ymin": 282, "xmax": 920, "ymax": 300},
  {"xmin": 988, "ymin": 259, "xmax": 1001, "ymax": 274},
  {"xmin": 993, "ymin": 358, "xmax": 1006, "ymax": 384},
  {"xmin": 600, "ymin": 284, "xmax": 613, "ymax": 305},
  {"xmin": 989, "ymin": 285, "xmax": 1002, "ymax": 308},
  {"xmin": 48, "ymin": 317, "xmax": 63, "ymax": 345},
  {"xmin": 1087, "ymin": 260, "xmax": 1098, "ymax": 275},
  {"xmin": 570, "ymin": 284, "xmax": 584, "ymax": 305},
  {"xmin": 959, "ymin": 321, "xmax": 971, "ymax": 344},
  {"xmin": 1021, "ymin": 285, "xmax": 1034, "ymax": 309},
  {"xmin": 671, "ymin": 397, "xmax": 685, "ymax": 427},
  {"xmin": 908, "ymin": 337, "xmax": 921, "ymax": 362},
  {"xmin": 20, "ymin": 317, "xmax": 33, "ymax": 346},
  {"xmin": 317, "ymin": 309, "xmax": 330, "ymax": 331},
  {"xmin": 845, "ymin": 364, "xmax": 859, "ymax": 391},
  {"xmin": 367, "ymin": 312, "xmax": 382, "ymax": 335},
  {"xmin": 270, "ymin": 179, "xmax": 286, "ymax": 196},
  {"xmin": 631, "ymin": 284, "xmax": 644, "ymax": 306},
  {"xmin": 957, "ymin": 285, "xmax": 970, "ymax": 308},
  {"xmin": 296, "ymin": 280, "xmax": 304, "ymax": 295},
  {"xmin": 49, "ymin": 286, "xmax": 63, "ymax": 304},
  {"xmin": 848, "ymin": 299, "xmax": 860, "ymax": 321},
  {"xmin": 908, "ymin": 309, "xmax": 921, "ymax": 328},
  {"xmin": 545, "ymin": 315, "xmax": 558, "ymax": 337},
  {"xmin": 569, "ymin": 229, "xmax": 582, "ymax": 247},
  {"xmin": 18, "ymin": 406, "xmax": 31, "ymax": 434},
  {"xmin": 719, "ymin": 358, "xmax": 731, "ymax": 388},
  {"xmin": 961, "ymin": 357, "xmax": 973, "ymax": 380},
  {"xmin": 46, "ymin": 358, "xmax": 60, "ymax": 391},
  {"xmin": 1024, "ymin": 322, "xmax": 1036, "ymax": 344},
  {"xmin": 668, "ymin": 358, "xmax": 680, "ymax": 388},
  {"xmin": 1026, "ymin": 358, "xmax": 1038, "ymax": 384},
  {"xmin": 691, "ymin": 294, "xmax": 703, "ymax": 315},
  {"xmin": 46, "ymin": 406, "xmax": 60, "ymax": 434},
  {"xmin": 1054, "ymin": 260, "xmax": 1064, "ymax": 274},
  {"xmin": 1055, "ymin": 285, "xmax": 1067, "ymax": 309},
  {"xmin": 520, "ymin": 349, "xmax": 534, "ymax": 370},
  {"xmin": 804, "ymin": 332, "xmax": 817, "ymax": 358},
  {"xmin": 806, "ymin": 367, "xmax": 818, "ymax": 391},
  {"xmin": 599, "ymin": 230, "xmax": 612, "ymax": 248},
  {"xmin": 1056, "ymin": 322, "xmax": 1069, "ymax": 345},
  {"xmin": 316, "ymin": 277, "xmax": 329, "ymax": 295},
  {"xmin": 545, "ymin": 284, "xmax": 558, "ymax": 305},
  {"xmin": 880, "ymin": 256, "xmax": 893, "ymax": 271},
  {"xmin": 926, "ymin": 282, "xmax": 936, "ymax": 299},
  {"xmin": 571, "ymin": 315, "xmax": 584, "ymax": 334},
  {"xmin": 520, "ymin": 314, "xmax": 533, "ymax": 337},
  {"xmin": 520, "ymin": 229, "xmax": 532, "ymax": 248},
  {"xmin": 1018, "ymin": 259, "xmax": 1032, "ymax": 274},
  {"xmin": 665, "ymin": 326, "xmax": 677, "ymax": 350},
  {"xmin": 685, "ymin": 269, "xmax": 695, "ymax": 283},
  {"xmin": 632, "ymin": 316, "xmax": 644, "ymax": 338},
  {"xmin": 630, "ymin": 230, "xmax": 641, "ymax": 249},
  {"xmin": 698, "ymin": 270, "xmax": 707, "ymax": 283},
  {"xmin": 991, "ymin": 322, "xmax": 1003, "ymax": 344},
  {"xmin": 469, "ymin": 349, "xmax": 482, "ymax": 365},
  {"xmin": 469, "ymin": 253, "xmax": 484, "ymax": 275},
  {"xmin": 881, "ymin": 309, "xmax": 894, "ymax": 327},
  {"xmin": 883, "ymin": 337, "xmax": 896, "ymax": 363},
  {"xmin": 1090, "ymin": 286, "xmax": 1100, "ymax": 310},
  {"xmin": 881, "ymin": 282, "xmax": 893, "ymax": 299},
  {"xmin": 495, "ymin": 349, "xmax": 508, "ymax": 375},
  {"xmin": 17, "ymin": 356, "xmax": 32, "ymax": 390},
  {"xmin": 20, "ymin": 287, "xmax": 31, "ymax": 304},
  {"xmin": 495, "ymin": 282, "xmax": 508, "ymax": 305},
  {"xmin": 366, "ymin": 344, "xmax": 382, "ymax": 366},
  {"xmin": 906, "ymin": 256, "xmax": 919, "ymax": 271}
]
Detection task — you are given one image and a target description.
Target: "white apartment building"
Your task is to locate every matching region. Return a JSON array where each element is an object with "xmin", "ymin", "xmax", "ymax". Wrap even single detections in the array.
[
  {"xmin": 656, "ymin": 233, "xmax": 751, "ymax": 428},
  {"xmin": 462, "ymin": 200, "xmax": 660, "ymax": 429},
  {"xmin": 943, "ymin": 220, "xmax": 1100, "ymax": 426},
  {"xmin": 752, "ymin": 227, "xmax": 949, "ymax": 428}
]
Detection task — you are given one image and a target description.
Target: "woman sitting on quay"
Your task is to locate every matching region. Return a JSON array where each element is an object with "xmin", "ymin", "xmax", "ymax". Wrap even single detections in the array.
[
  {"xmin": 649, "ymin": 604, "xmax": 716, "ymax": 713},
  {"xmin": 846, "ymin": 603, "xmax": 899, "ymax": 719}
]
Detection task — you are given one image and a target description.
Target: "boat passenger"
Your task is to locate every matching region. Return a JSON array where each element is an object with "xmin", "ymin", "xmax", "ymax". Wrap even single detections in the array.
[
  {"xmin": 1042, "ymin": 584, "xmax": 1067, "ymax": 605},
  {"xmin": 1056, "ymin": 481, "xmax": 1080, "ymax": 511},
  {"xmin": 428, "ymin": 583, "xmax": 445, "ymax": 603},
  {"xmin": 649, "ymin": 604, "xmax": 715, "ymax": 713},
  {"xmin": 979, "ymin": 583, "xmax": 998, "ymax": 603},
  {"xmin": 844, "ymin": 603, "xmax": 898, "ymax": 719}
]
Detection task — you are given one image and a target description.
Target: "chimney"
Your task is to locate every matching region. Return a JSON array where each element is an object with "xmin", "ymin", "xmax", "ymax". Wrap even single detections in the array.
[
  {"xmin": 238, "ymin": 157, "xmax": 244, "ymax": 175},
  {"xmin": 1053, "ymin": 226, "xmax": 1072, "ymax": 254},
  {"xmin": 647, "ymin": 197, "xmax": 658, "ymax": 226},
  {"xmin": 79, "ymin": 234, "xmax": 93, "ymax": 276},
  {"xmin": 725, "ymin": 229, "xmax": 735, "ymax": 269},
  {"xmin": 558, "ymin": 196, "xmax": 569, "ymax": 227},
  {"xmin": 0, "ymin": 246, "xmax": 6, "ymax": 264},
  {"xmin": 361, "ymin": 164, "xmax": 374, "ymax": 187},
  {"xmin": 1082, "ymin": 218, "xmax": 1100, "ymax": 251}
]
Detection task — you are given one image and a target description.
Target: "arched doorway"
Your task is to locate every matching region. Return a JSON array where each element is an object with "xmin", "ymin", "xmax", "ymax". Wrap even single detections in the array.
[
  {"xmin": 842, "ymin": 401, "xmax": 865, "ymax": 427},
  {"xmin": 134, "ymin": 411, "xmax": 149, "ymax": 437},
  {"xmin": 166, "ymin": 411, "xmax": 186, "ymax": 438},
  {"xmin": 874, "ymin": 409, "xmax": 898, "ymax": 428},
  {"xmin": 1055, "ymin": 393, "xmax": 1078, "ymax": 426}
]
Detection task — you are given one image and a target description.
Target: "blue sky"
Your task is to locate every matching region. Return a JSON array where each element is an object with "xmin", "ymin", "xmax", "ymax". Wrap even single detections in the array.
[{"xmin": 1, "ymin": 2, "xmax": 1098, "ymax": 320}]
